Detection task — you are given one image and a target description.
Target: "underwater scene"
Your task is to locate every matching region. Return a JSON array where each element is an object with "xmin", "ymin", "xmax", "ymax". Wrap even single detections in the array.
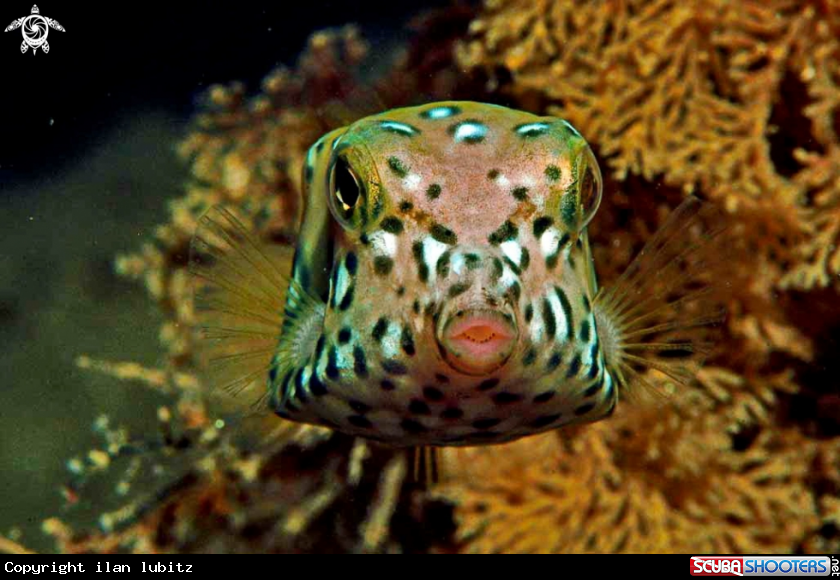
[{"xmin": 1, "ymin": 0, "xmax": 839, "ymax": 554}]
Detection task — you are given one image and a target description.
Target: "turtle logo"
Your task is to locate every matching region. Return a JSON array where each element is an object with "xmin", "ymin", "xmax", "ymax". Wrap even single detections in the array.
[{"xmin": 5, "ymin": 5, "xmax": 64, "ymax": 54}]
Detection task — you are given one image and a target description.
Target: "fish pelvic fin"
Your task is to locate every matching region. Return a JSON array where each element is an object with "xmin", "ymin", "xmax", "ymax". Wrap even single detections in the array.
[{"xmin": 594, "ymin": 196, "xmax": 727, "ymax": 403}]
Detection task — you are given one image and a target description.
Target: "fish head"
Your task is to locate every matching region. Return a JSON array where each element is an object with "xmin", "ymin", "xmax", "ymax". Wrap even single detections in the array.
[{"xmin": 290, "ymin": 101, "xmax": 616, "ymax": 445}]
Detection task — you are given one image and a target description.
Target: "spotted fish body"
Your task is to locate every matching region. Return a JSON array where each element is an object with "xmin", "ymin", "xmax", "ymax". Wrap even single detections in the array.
[{"xmin": 191, "ymin": 101, "xmax": 721, "ymax": 450}]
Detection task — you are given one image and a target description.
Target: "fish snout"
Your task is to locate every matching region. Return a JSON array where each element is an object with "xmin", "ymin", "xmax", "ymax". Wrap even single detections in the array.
[{"xmin": 437, "ymin": 307, "xmax": 518, "ymax": 376}]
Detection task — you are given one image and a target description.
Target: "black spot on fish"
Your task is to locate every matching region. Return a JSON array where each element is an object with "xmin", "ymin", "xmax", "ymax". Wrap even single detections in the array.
[
  {"xmin": 436, "ymin": 250, "xmax": 451, "ymax": 278},
  {"xmin": 441, "ymin": 407, "xmax": 463, "ymax": 420},
  {"xmin": 566, "ymin": 353, "xmax": 582, "ymax": 378},
  {"xmin": 512, "ymin": 186, "xmax": 529, "ymax": 201},
  {"xmin": 435, "ymin": 373, "xmax": 450, "ymax": 383},
  {"xmin": 561, "ymin": 193, "xmax": 577, "ymax": 228},
  {"xmin": 575, "ymin": 403, "xmax": 595, "ymax": 416},
  {"xmin": 310, "ymin": 373, "xmax": 327, "ymax": 396},
  {"xmin": 520, "ymin": 247, "xmax": 530, "ymax": 271},
  {"xmin": 387, "ymin": 156, "xmax": 409, "ymax": 178},
  {"xmin": 584, "ymin": 375, "xmax": 604, "ymax": 398},
  {"xmin": 423, "ymin": 386, "xmax": 444, "ymax": 401},
  {"xmin": 314, "ymin": 335, "xmax": 326, "ymax": 364},
  {"xmin": 533, "ymin": 216, "xmax": 553, "ymax": 238},
  {"xmin": 397, "ymin": 286, "xmax": 406, "ymax": 296},
  {"xmin": 345, "ymin": 252, "xmax": 358, "ymax": 275},
  {"xmin": 580, "ymin": 319, "xmax": 591, "ymax": 343},
  {"xmin": 448, "ymin": 282, "xmax": 471, "ymax": 298},
  {"xmin": 464, "ymin": 253, "xmax": 481, "ymax": 270},
  {"xmin": 326, "ymin": 347, "xmax": 340, "ymax": 380},
  {"xmin": 268, "ymin": 365, "xmax": 278, "ymax": 384},
  {"xmin": 349, "ymin": 399, "xmax": 371, "ymax": 414},
  {"xmin": 399, "ymin": 200, "xmax": 414, "ymax": 213},
  {"xmin": 372, "ymin": 318, "xmax": 389, "ymax": 342},
  {"xmin": 473, "ymin": 418, "xmax": 501, "ymax": 430},
  {"xmin": 380, "ymin": 216, "xmax": 404, "ymax": 234},
  {"xmin": 524, "ymin": 303, "xmax": 534, "ymax": 322},
  {"xmin": 493, "ymin": 392, "xmax": 523, "ymax": 405},
  {"xmin": 401, "ymin": 418, "xmax": 427, "ymax": 433},
  {"xmin": 547, "ymin": 351, "xmax": 562, "ymax": 371},
  {"xmin": 359, "ymin": 233, "xmax": 370, "ymax": 245},
  {"xmin": 304, "ymin": 164, "xmax": 314, "ymax": 183},
  {"xmin": 353, "ymin": 346, "xmax": 369, "ymax": 378},
  {"xmin": 533, "ymin": 391, "xmax": 555, "ymax": 403},
  {"xmin": 409, "ymin": 399, "xmax": 431, "ymax": 415},
  {"xmin": 530, "ymin": 414, "xmax": 562, "ymax": 428},
  {"xmin": 380, "ymin": 379, "xmax": 396, "ymax": 391},
  {"xmin": 545, "ymin": 164, "xmax": 562, "ymax": 181},
  {"xmin": 412, "ymin": 300, "xmax": 421, "ymax": 314},
  {"xmin": 487, "ymin": 169, "xmax": 500, "ymax": 180},
  {"xmin": 522, "ymin": 347, "xmax": 537, "ymax": 366},
  {"xmin": 488, "ymin": 220, "xmax": 518, "ymax": 245},
  {"xmin": 348, "ymin": 415, "xmax": 373, "ymax": 429},
  {"xmin": 373, "ymin": 256, "xmax": 394, "ymax": 276},
  {"xmin": 401, "ymin": 326, "xmax": 416, "ymax": 356},
  {"xmin": 412, "ymin": 241, "xmax": 429, "ymax": 283},
  {"xmin": 582, "ymin": 294, "xmax": 592, "ymax": 313},
  {"xmin": 505, "ymin": 281, "xmax": 521, "ymax": 303},
  {"xmin": 541, "ymin": 298, "xmax": 557, "ymax": 339},
  {"xmin": 383, "ymin": 359, "xmax": 408, "ymax": 375},
  {"xmin": 491, "ymin": 257, "xmax": 504, "ymax": 281},
  {"xmin": 504, "ymin": 256, "xmax": 520, "ymax": 275},
  {"xmin": 430, "ymin": 223, "xmax": 458, "ymax": 245},
  {"xmin": 476, "ymin": 378, "xmax": 500, "ymax": 392},
  {"xmin": 338, "ymin": 327, "xmax": 352, "ymax": 344},
  {"xmin": 427, "ymin": 183, "xmax": 442, "ymax": 200},
  {"xmin": 555, "ymin": 286, "xmax": 574, "ymax": 340},
  {"xmin": 338, "ymin": 284, "xmax": 355, "ymax": 311}
]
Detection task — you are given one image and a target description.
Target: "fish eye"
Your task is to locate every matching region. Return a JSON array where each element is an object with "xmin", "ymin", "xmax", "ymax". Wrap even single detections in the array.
[
  {"xmin": 333, "ymin": 157, "xmax": 361, "ymax": 214},
  {"xmin": 579, "ymin": 149, "xmax": 603, "ymax": 226}
]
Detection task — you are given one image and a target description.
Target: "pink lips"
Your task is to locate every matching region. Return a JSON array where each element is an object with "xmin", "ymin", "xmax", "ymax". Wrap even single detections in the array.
[{"xmin": 439, "ymin": 310, "xmax": 518, "ymax": 375}]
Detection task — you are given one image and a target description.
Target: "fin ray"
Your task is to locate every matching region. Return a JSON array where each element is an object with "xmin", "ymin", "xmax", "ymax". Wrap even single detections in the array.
[
  {"xmin": 595, "ymin": 196, "xmax": 727, "ymax": 402},
  {"xmin": 189, "ymin": 205, "xmax": 294, "ymax": 413}
]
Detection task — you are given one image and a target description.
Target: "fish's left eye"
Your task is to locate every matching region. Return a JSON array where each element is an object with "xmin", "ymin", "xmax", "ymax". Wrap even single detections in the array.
[{"xmin": 334, "ymin": 157, "xmax": 361, "ymax": 211}]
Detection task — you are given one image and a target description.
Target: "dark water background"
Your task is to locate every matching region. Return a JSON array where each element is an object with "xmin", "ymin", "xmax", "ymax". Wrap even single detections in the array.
[{"xmin": 0, "ymin": 1, "xmax": 453, "ymax": 552}]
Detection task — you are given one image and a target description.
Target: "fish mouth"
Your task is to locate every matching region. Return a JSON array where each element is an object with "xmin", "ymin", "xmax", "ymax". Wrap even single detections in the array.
[{"xmin": 438, "ymin": 308, "xmax": 518, "ymax": 376}]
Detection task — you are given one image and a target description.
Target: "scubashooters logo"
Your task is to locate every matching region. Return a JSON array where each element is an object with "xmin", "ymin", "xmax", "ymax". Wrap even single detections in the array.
[
  {"xmin": 690, "ymin": 556, "xmax": 837, "ymax": 577},
  {"xmin": 4, "ymin": 5, "xmax": 64, "ymax": 54}
]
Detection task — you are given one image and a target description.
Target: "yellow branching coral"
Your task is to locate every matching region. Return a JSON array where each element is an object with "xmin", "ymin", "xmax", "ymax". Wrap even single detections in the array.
[{"xmin": 440, "ymin": 369, "xmax": 830, "ymax": 553}]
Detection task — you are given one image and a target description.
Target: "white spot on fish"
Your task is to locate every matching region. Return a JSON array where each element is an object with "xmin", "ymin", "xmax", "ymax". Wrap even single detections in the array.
[
  {"xmin": 453, "ymin": 122, "xmax": 487, "ymax": 143},
  {"xmin": 404, "ymin": 173, "xmax": 422, "ymax": 190},
  {"xmin": 516, "ymin": 122, "xmax": 550, "ymax": 136},
  {"xmin": 382, "ymin": 324, "xmax": 402, "ymax": 359},
  {"xmin": 500, "ymin": 240, "xmax": 523, "ymax": 266},
  {"xmin": 423, "ymin": 237, "xmax": 449, "ymax": 280},
  {"xmin": 540, "ymin": 228, "xmax": 561, "ymax": 257},
  {"xmin": 380, "ymin": 121, "xmax": 418, "ymax": 135},
  {"xmin": 425, "ymin": 106, "xmax": 457, "ymax": 119},
  {"xmin": 370, "ymin": 231, "xmax": 397, "ymax": 257},
  {"xmin": 546, "ymin": 288, "xmax": 569, "ymax": 342},
  {"xmin": 334, "ymin": 263, "xmax": 350, "ymax": 305}
]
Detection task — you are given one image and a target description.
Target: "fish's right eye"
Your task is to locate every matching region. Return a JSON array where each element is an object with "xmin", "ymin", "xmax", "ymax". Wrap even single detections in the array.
[{"xmin": 332, "ymin": 157, "xmax": 361, "ymax": 217}]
